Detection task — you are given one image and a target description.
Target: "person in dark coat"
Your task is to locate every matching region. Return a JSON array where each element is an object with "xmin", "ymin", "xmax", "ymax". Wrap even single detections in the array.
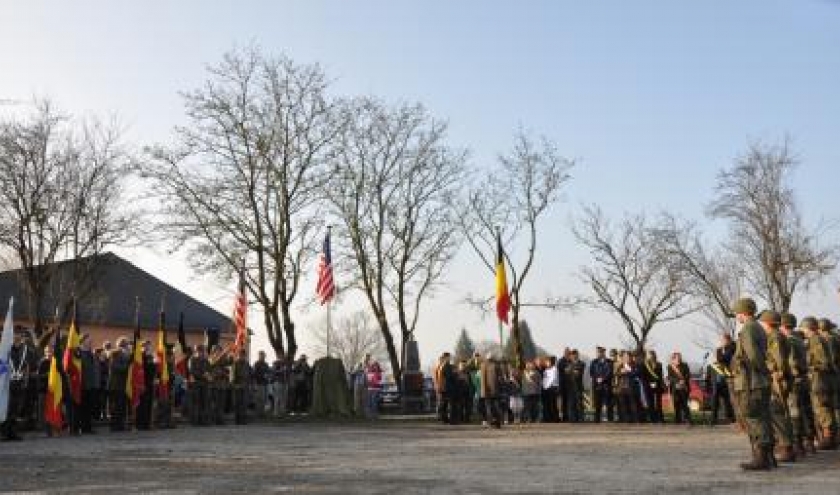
[
  {"xmin": 480, "ymin": 353, "xmax": 503, "ymax": 428},
  {"xmin": 616, "ymin": 351, "xmax": 639, "ymax": 423},
  {"xmin": 590, "ymin": 346, "xmax": 613, "ymax": 423},
  {"xmin": 78, "ymin": 334, "xmax": 100, "ymax": 434},
  {"xmin": 434, "ymin": 352, "xmax": 455, "ymax": 424},
  {"xmin": 135, "ymin": 341, "xmax": 156, "ymax": 430},
  {"xmin": 667, "ymin": 351, "xmax": 692, "ymax": 425},
  {"xmin": 108, "ymin": 337, "xmax": 131, "ymax": 431},
  {"xmin": 641, "ymin": 350, "xmax": 665, "ymax": 423},
  {"xmin": 705, "ymin": 348, "xmax": 735, "ymax": 425}
]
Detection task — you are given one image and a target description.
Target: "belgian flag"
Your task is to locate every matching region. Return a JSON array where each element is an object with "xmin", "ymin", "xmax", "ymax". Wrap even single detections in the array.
[
  {"xmin": 495, "ymin": 231, "xmax": 511, "ymax": 324},
  {"xmin": 125, "ymin": 303, "xmax": 145, "ymax": 410},
  {"xmin": 62, "ymin": 302, "xmax": 82, "ymax": 405},
  {"xmin": 45, "ymin": 323, "xmax": 64, "ymax": 431},
  {"xmin": 156, "ymin": 310, "xmax": 169, "ymax": 401}
]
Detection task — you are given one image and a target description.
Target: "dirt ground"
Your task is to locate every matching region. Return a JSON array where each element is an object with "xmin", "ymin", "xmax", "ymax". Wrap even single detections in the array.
[{"xmin": 1, "ymin": 420, "xmax": 838, "ymax": 494}]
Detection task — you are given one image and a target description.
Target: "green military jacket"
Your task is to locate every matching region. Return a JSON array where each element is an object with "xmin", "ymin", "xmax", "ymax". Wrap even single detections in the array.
[
  {"xmin": 230, "ymin": 357, "xmax": 251, "ymax": 387},
  {"xmin": 766, "ymin": 328, "xmax": 791, "ymax": 392},
  {"xmin": 733, "ymin": 319, "xmax": 769, "ymax": 392},
  {"xmin": 786, "ymin": 332, "xmax": 808, "ymax": 383},
  {"xmin": 819, "ymin": 330, "xmax": 840, "ymax": 375},
  {"xmin": 188, "ymin": 355, "xmax": 210, "ymax": 383},
  {"xmin": 806, "ymin": 334, "xmax": 832, "ymax": 394}
]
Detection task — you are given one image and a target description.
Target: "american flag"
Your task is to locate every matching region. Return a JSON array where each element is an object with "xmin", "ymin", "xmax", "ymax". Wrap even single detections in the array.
[
  {"xmin": 233, "ymin": 263, "xmax": 247, "ymax": 352},
  {"xmin": 316, "ymin": 230, "xmax": 335, "ymax": 305}
]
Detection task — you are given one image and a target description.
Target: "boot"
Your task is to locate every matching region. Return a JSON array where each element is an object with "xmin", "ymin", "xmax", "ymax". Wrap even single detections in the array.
[
  {"xmin": 817, "ymin": 429, "xmax": 834, "ymax": 450},
  {"xmin": 740, "ymin": 445, "xmax": 771, "ymax": 471},
  {"xmin": 806, "ymin": 436, "xmax": 818, "ymax": 454},
  {"xmin": 775, "ymin": 445, "xmax": 796, "ymax": 463},
  {"xmin": 794, "ymin": 438, "xmax": 806, "ymax": 458}
]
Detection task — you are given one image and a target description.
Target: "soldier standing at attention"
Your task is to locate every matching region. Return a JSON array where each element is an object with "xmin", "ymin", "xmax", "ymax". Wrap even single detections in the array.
[
  {"xmin": 108, "ymin": 337, "xmax": 131, "ymax": 432},
  {"xmin": 589, "ymin": 346, "xmax": 612, "ymax": 423},
  {"xmin": 643, "ymin": 350, "xmax": 665, "ymax": 424},
  {"xmin": 667, "ymin": 352, "xmax": 691, "ymax": 425},
  {"xmin": 565, "ymin": 350, "xmax": 585, "ymax": 422},
  {"xmin": 801, "ymin": 317, "xmax": 836, "ymax": 450},
  {"xmin": 817, "ymin": 318, "xmax": 840, "ymax": 448},
  {"xmin": 759, "ymin": 310, "xmax": 796, "ymax": 462},
  {"xmin": 231, "ymin": 348, "xmax": 252, "ymax": 425},
  {"xmin": 781, "ymin": 313, "xmax": 816, "ymax": 456},
  {"xmin": 188, "ymin": 345, "xmax": 210, "ymax": 426},
  {"xmin": 731, "ymin": 297, "xmax": 773, "ymax": 470},
  {"xmin": 208, "ymin": 345, "xmax": 232, "ymax": 425}
]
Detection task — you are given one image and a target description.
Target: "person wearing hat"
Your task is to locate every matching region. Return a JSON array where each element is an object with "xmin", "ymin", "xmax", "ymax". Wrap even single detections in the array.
[
  {"xmin": 817, "ymin": 318, "xmax": 840, "ymax": 448},
  {"xmin": 731, "ymin": 297, "xmax": 773, "ymax": 470},
  {"xmin": 781, "ymin": 313, "xmax": 816, "ymax": 455},
  {"xmin": 479, "ymin": 352, "xmax": 503, "ymax": 428},
  {"xmin": 800, "ymin": 317, "xmax": 835, "ymax": 450},
  {"xmin": 641, "ymin": 349, "xmax": 665, "ymax": 423},
  {"xmin": 589, "ymin": 346, "xmax": 613, "ymax": 423},
  {"xmin": 187, "ymin": 344, "xmax": 210, "ymax": 426},
  {"xmin": 758, "ymin": 310, "xmax": 795, "ymax": 462},
  {"xmin": 704, "ymin": 347, "xmax": 735, "ymax": 426},
  {"xmin": 107, "ymin": 337, "xmax": 131, "ymax": 431}
]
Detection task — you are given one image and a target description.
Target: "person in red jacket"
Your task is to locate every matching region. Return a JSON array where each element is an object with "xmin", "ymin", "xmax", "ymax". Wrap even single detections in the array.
[{"xmin": 365, "ymin": 360, "xmax": 383, "ymax": 419}]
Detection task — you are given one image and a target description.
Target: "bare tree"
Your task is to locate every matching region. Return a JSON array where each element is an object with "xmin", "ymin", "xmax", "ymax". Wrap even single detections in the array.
[
  {"xmin": 656, "ymin": 214, "xmax": 744, "ymax": 345},
  {"xmin": 142, "ymin": 48, "xmax": 341, "ymax": 359},
  {"xmin": 327, "ymin": 97, "xmax": 466, "ymax": 389},
  {"xmin": 310, "ymin": 311, "xmax": 386, "ymax": 372},
  {"xmin": 573, "ymin": 206, "xmax": 701, "ymax": 353},
  {"xmin": 457, "ymin": 130, "xmax": 574, "ymax": 367},
  {"xmin": 0, "ymin": 99, "xmax": 133, "ymax": 342},
  {"xmin": 707, "ymin": 140, "xmax": 837, "ymax": 312}
]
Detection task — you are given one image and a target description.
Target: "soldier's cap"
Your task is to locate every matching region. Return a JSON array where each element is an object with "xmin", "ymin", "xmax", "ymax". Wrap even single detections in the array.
[
  {"xmin": 731, "ymin": 297, "xmax": 757, "ymax": 316},
  {"xmin": 818, "ymin": 318, "xmax": 836, "ymax": 331},
  {"xmin": 759, "ymin": 310, "xmax": 781, "ymax": 326},
  {"xmin": 799, "ymin": 316, "xmax": 819, "ymax": 330},
  {"xmin": 609, "ymin": 348, "xmax": 618, "ymax": 356},
  {"xmin": 596, "ymin": 346, "xmax": 605, "ymax": 352},
  {"xmin": 780, "ymin": 313, "xmax": 797, "ymax": 329}
]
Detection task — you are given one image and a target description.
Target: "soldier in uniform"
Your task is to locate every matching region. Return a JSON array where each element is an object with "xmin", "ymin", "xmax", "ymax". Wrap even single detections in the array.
[
  {"xmin": 230, "ymin": 348, "xmax": 252, "ymax": 425},
  {"xmin": 565, "ymin": 350, "xmax": 585, "ymax": 422},
  {"xmin": 187, "ymin": 344, "xmax": 210, "ymax": 426},
  {"xmin": 731, "ymin": 297, "xmax": 773, "ymax": 470},
  {"xmin": 615, "ymin": 351, "xmax": 639, "ymax": 423},
  {"xmin": 667, "ymin": 352, "xmax": 692, "ymax": 425},
  {"xmin": 607, "ymin": 348, "xmax": 618, "ymax": 421},
  {"xmin": 208, "ymin": 345, "xmax": 232, "ymax": 425},
  {"xmin": 759, "ymin": 310, "xmax": 795, "ymax": 462},
  {"xmin": 801, "ymin": 317, "xmax": 835, "ymax": 449},
  {"xmin": 781, "ymin": 313, "xmax": 816, "ymax": 455},
  {"xmin": 817, "ymin": 318, "xmax": 840, "ymax": 448},
  {"xmin": 107, "ymin": 337, "xmax": 131, "ymax": 432}
]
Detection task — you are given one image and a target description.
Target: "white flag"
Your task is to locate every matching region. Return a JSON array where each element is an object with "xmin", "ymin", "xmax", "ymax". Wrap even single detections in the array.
[{"xmin": 0, "ymin": 297, "xmax": 14, "ymax": 423}]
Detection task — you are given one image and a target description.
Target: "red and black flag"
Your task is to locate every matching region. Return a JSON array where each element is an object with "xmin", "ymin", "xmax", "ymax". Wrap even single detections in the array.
[{"xmin": 125, "ymin": 301, "xmax": 146, "ymax": 410}]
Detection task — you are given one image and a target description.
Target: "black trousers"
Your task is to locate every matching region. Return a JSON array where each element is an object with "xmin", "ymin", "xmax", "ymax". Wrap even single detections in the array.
[
  {"xmin": 541, "ymin": 387, "xmax": 560, "ymax": 422},
  {"xmin": 484, "ymin": 397, "xmax": 503, "ymax": 426},
  {"xmin": 436, "ymin": 393, "xmax": 451, "ymax": 423},
  {"xmin": 710, "ymin": 385, "xmax": 735, "ymax": 423},
  {"xmin": 617, "ymin": 390, "xmax": 638, "ymax": 423},
  {"xmin": 647, "ymin": 391, "xmax": 664, "ymax": 423},
  {"xmin": 109, "ymin": 390, "xmax": 127, "ymax": 431},
  {"xmin": 135, "ymin": 391, "xmax": 153, "ymax": 430},
  {"xmin": 593, "ymin": 387, "xmax": 612, "ymax": 422},
  {"xmin": 79, "ymin": 390, "xmax": 97, "ymax": 432},
  {"xmin": 672, "ymin": 389, "xmax": 691, "ymax": 424},
  {"xmin": 524, "ymin": 394, "xmax": 540, "ymax": 422}
]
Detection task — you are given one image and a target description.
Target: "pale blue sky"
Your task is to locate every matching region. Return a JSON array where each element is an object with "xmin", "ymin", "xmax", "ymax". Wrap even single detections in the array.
[{"xmin": 2, "ymin": 1, "xmax": 839, "ymax": 366}]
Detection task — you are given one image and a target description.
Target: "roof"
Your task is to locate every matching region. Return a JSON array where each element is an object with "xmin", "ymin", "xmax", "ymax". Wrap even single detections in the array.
[{"xmin": 0, "ymin": 252, "xmax": 233, "ymax": 333}]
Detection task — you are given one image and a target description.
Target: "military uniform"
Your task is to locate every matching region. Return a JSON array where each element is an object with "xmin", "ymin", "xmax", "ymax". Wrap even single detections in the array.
[
  {"xmin": 818, "ymin": 319, "xmax": 840, "ymax": 446},
  {"xmin": 809, "ymin": 318, "xmax": 838, "ymax": 449},
  {"xmin": 1, "ymin": 341, "xmax": 32, "ymax": 441},
  {"xmin": 781, "ymin": 313, "xmax": 815, "ymax": 455},
  {"xmin": 230, "ymin": 353, "xmax": 251, "ymax": 425},
  {"xmin": 731, "ymin": 298, "xmax": 773, "ymax": 470},
  {"xmin": 564, "ymin": 356, "xmax": 585, "ymax": 423},
  {"xmin": 705, "ymin": 354, "xmax": 734, "ymax": 425},
  {"xmin": 760, "ymin": 311, "xmax": 795, "ymax": 462},
  {"xmin": 209, "ymin": 351, "xmax": 231, "ymax": 425},
  {"xmin": 188, "ymin": 351, "xmax": 210, "ymax": 426}
]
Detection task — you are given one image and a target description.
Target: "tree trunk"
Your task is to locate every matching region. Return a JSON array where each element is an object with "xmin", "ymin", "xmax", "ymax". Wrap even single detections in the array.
[
  {"xmin": 377, "ymin": 313, "xmax": 402, "ymax": 392},
  {"xmin": 264, "ymin": 309, "xmax": 285, "ymax": 360}
]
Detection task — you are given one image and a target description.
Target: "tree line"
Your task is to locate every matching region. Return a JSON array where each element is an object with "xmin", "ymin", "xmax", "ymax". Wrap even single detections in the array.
[{"xmin": 1, "ymin": 47, "xmax": 836, "ymax": 384}]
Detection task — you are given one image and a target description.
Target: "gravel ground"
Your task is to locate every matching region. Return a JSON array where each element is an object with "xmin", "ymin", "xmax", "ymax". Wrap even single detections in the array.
[{"xmin": 1, "ymin": 421, "xmax": 838, "ymax": 494}]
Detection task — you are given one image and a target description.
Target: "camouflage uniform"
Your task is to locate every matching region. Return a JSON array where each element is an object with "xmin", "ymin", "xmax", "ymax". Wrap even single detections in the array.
[
  {"xmin": 760, "ymin": 311, "xmax": 795, "ymax": 461},
  {"xmin": 731, "ymin": 298, "xmax": 772, "ymax": 470},
  {"xmin": 187, "ymin": 351, "xmax": 210, "ymax": 426},
  {"xmin": 802, "ymin": 317, "xmax": 836, "ymax": 450},
  {"xmin": 781, "ymin": 313, "xmax": 815, "ymax": 455},
  {"xmin": 817, "ymin": 319, "xmax": 840, "ymax": 447}
]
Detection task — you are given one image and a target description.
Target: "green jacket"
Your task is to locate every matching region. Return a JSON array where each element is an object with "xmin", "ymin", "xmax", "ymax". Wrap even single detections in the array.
[
  {"xmin": 807, "ymin": 334, "xmax": 832, "ymax": 393},
  {"xmin": 733, "ymin": 319, "xmax": 769, "ymax": 392},
  {"xmin": 786, "ymin": 333, "xmax": 807, "ymax": 382}
]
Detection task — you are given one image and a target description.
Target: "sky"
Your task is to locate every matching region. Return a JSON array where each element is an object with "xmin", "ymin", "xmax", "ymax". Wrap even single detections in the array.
[{"xmin": 2, "ymin": 1, "xmax": 839, "ymax": 368}]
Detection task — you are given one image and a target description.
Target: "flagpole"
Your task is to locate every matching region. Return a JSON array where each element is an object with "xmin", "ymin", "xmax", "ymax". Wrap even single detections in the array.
[{"xmin": 326, "ymin": 300, "xmax": 332, "ymax": 358}]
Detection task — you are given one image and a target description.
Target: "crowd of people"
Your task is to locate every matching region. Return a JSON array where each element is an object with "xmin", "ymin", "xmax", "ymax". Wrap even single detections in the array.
[
  {"xmin": 430, "ymin": 346, "xmax": 700, "ymax": 428},
  {"xmin": 4, "ymin": 297, "xmax": 840, "ymax": 474},
  {"xmin": 0, "ymin": 332, "xmax": 317, "ymax": 441}
]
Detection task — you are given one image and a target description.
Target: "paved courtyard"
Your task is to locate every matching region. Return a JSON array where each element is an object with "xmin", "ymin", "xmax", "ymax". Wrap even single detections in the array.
[{"xmin": 1, "ymin": 421, "xmax": 838, "ymax": 494}]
